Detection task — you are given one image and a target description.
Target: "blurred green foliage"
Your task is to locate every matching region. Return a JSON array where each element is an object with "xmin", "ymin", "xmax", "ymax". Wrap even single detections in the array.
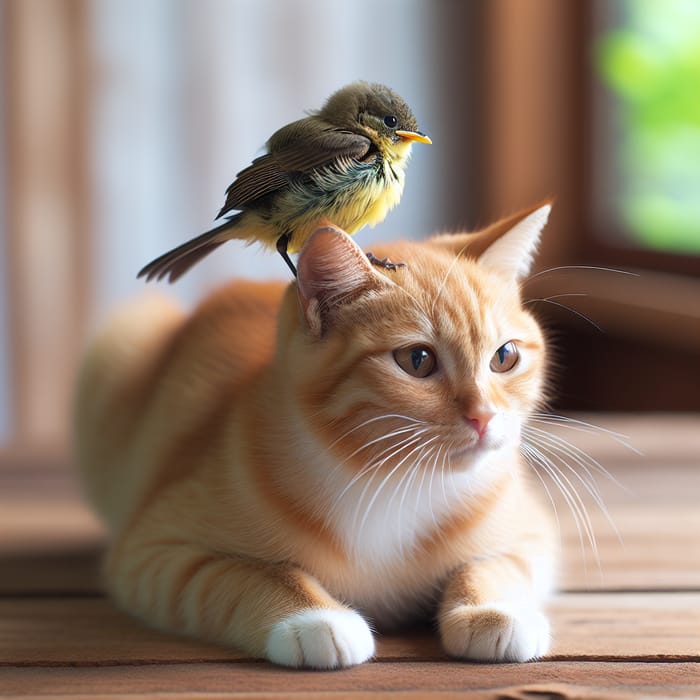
[{"xmin": 596, "ymin": 0, "xmax": 700, "ymax": 254}]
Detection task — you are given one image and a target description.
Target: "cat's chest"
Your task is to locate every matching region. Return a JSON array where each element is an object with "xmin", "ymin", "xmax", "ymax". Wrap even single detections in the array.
[
  {"xmin": 319, "ymin": 462, "xmax": 483, "ymax": 570},
  {"xmin": 280, "ymin": 437, "xmax": 507, "ymax": 621},
  {"xmin": 309, "ymin": 469, "xmax": 474, "ymax": 624}
]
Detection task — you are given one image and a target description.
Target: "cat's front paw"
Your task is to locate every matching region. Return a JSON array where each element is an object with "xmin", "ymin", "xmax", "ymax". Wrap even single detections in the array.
[
  {"xmin": 266, "ymin": 608, "xmax": 375, "ymax": 669},
  {"xmin": 440, "ymin": 603, "xmax": 550, "ymax": 662}
]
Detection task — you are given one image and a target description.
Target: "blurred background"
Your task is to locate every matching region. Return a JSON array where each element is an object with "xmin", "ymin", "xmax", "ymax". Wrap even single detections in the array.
[{"xmin": 1, "ymin": 0, "xmax": 698, "ymax": 463}]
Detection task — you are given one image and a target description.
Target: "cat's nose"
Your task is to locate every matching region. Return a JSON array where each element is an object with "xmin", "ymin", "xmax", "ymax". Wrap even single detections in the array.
[{"xmin": 466, "ymin": 411, "xmax": 495, "ymax": 439}]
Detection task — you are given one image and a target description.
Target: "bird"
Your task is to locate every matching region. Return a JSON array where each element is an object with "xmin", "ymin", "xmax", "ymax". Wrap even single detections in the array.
[{"xmin": 137, "ymin": 81, "xmax": 431, "ymax": 281}]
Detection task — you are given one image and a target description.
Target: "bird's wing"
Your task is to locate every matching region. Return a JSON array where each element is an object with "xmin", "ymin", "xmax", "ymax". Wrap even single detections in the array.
[
  {"xmin": 269, "ymin": 118, "xmax": 373, "ymax": 172},
  {"xmin": 217, "ymin": 154, "xmax": 289, "ymax": 217},
  {"xmin": 217, "ymin": 118, "xmax": 372, "ymax": 217}
]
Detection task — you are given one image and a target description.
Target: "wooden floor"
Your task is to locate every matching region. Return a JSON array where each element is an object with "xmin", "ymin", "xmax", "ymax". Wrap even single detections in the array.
[{"xmin": 1, "ymin": 415, "xmax": 699, "ymax": 699}]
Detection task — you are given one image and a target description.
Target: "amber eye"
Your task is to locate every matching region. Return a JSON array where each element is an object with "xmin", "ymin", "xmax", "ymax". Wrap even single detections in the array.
[
  {"xmin": 490, "ymin": 342, "xmax": 519, "ymax": 373},
  {"xmin": 393, "ymin": 346, "xmax": 437, "ymax": 378}
]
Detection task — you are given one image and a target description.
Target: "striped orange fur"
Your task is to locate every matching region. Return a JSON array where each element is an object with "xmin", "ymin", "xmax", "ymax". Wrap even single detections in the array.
[{"xmin": 75, "ymin": 202, "xmax": 557, "ymax": 668}]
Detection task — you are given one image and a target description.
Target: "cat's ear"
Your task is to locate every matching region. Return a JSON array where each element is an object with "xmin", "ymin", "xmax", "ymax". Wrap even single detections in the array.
[
  {"xmin": 431, "ymin": 201, "xmax": 552, "ymax": 280},
  {"xmin": 296, "ymin": 226, "xmax": 385, "ymax": 336},
  {"xmin": 477, "ymin": 202, "xmax": 551, "ymax": 279}
]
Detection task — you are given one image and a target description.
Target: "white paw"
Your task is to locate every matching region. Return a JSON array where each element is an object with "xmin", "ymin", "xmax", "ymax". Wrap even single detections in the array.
[
  {"xmin": 266, "ymin": 608, "xmax": 375, "ymax": 669},
  {"xmin": 441, "ymin": 603, "xmax": 550, "ymax": 662}
]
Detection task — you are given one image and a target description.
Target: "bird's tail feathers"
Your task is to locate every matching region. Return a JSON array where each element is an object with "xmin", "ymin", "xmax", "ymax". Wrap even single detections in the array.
[{"xmin": 137, "ymin": 217, "xmax": 241, "ymax": 283}]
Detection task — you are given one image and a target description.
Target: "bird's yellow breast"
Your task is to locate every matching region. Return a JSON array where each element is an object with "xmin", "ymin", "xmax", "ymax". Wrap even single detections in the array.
[
  {"xmin": 343, "ymin": 169, "xmax": 406, "ymax": 230},
  {"xmin": 287, "ymin": 155, "xmax": 408, "ymax": 253}
]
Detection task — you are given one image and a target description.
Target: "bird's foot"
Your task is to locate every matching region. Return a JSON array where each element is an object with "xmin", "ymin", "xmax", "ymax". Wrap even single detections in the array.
[{"xmin": 366, "ymin": 252, "xmax": 407, "ymax": 271}]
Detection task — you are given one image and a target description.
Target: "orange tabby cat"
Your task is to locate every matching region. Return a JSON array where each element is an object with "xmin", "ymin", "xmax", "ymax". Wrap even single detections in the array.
[{"xmin": 75, "ymin": 202, "xmax": 556, "ymax": 668}]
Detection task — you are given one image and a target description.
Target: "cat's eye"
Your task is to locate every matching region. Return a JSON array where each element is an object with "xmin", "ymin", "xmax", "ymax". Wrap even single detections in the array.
[
  {"xmin": 490, "ymin": 342, "xmax": 519, "ymax": 373},
  {"xmin": 393, "ymin": 345, "xmax": 437, "ymax": 378}
]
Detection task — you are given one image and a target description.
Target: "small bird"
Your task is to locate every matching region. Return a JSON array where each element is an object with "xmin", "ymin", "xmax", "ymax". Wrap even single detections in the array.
[{"xmin": 138, "ymin": 81, "xmax": 430, "ymax": 281}]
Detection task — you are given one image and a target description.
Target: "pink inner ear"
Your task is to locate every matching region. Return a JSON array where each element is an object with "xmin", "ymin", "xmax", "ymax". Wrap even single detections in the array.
[
  {"xmin": 296, "ymin": 226, "xmax": 379, "ymax": 315},
  {"xmin": 303, "ymin": 226, "xmax": 345, "ymax": 261}
]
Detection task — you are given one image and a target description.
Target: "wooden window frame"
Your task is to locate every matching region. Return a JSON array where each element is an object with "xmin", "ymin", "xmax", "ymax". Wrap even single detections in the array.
[
  {"xmin": 1, "ymin": 0, "xmax": 91, "ymax": 461},
  {"xmin": 453, "ymin": 0, "xmax": 700, "ymax": 410}
]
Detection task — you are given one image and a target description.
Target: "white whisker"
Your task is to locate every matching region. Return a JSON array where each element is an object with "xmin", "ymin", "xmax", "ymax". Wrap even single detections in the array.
[
  {"xmin": 527, "ymin": 297, "xmax": 604, "ymax": 333},
  {"xmin": 523, "ymin": 427, "xmax": 622, "ymax": 543},
  {"xmin": 523, "ymin": 431, "xmax": 602, "ymax": 532},
  {"xmin": 395, "ymin": 447, "xmax": 431, "ymax": 556},
  {"xmin": 530, "ymin": 413, "xmax": 642, "ymax": 458},
  {"xmin": 524, "ymin": 265, "xmax": 639, "ymax": 283},
  {"xmin": 427, "ymin": 443, "xmax": 445, "ymax": 530},
  {"xmin": 525, "ymin": 426, "xmax": 609, "ymax": 492},
  {"xmin": 327, "ymin": 431, "xmax": 427, "ymax": 519},
  {"xmin": 525, "ymin": 292, "xmax": 588, "ymax": 305},
  {"xmin": 521, "ymin": 447, "xmax": 562, "ymax": 543},
  {"xmin": 327, "ymin": 413, "xmax": 427, "ymax": 450},
  {"xmin": 342, "ymin": 424, "xmax": 431, "ymax": 463},
  {"xmin": 442, "ymin": 443, "xmax": 454, "ymax": 504},
  {"xmin": 356, "ymin": 436, "xmax": 439, "ymax": 537},
  {"xmin": 431, "ymin": 247, "xmax": 468, "ymax": 315},
  {"xmin": 412, "ymin": 445, "xmax": 436, "ymax": 531},
  {"xmin": 521, "ymin": 439, "xmax": 600, "ymax": 574},
  {"xmin": 348, "ymin": 434, "xmax": 427, "ymax": 532}
]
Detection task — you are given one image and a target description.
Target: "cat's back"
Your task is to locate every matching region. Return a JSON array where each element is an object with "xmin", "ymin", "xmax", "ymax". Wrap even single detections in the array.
[
  {"xmin": 180, "ymin": 279, "xmax": 286, "ymax": 384},
  {"xmin": 75, "ymin": 279, "xmax": 286, "ymax": 530}
]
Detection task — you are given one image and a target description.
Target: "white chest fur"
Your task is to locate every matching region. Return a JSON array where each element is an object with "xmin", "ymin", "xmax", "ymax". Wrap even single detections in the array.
[
  {"xmin": 310, "ymin": 447, "xmax": 506, "ymax": 624},
  {"xmin": 325, "ymin": 456, "xmax": 474, "ymax": 565}
]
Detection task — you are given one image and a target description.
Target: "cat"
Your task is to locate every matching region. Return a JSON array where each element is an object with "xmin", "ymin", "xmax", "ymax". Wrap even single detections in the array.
[{"xmin": 74, "ymin": 201, "xmax": 557, "ymax": 669}]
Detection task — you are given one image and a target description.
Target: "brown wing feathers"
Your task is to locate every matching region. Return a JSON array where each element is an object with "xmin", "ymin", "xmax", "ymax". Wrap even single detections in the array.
[
  {"xmin": 137, "ymin": 220, "xmax": 234, "ymax": 283},
  {"xmin": 218, "ymin": 124, "xmax": 371, "ymax": 219},
  {"xmin": 217, "ymin": 155, "xmax": 289, "ymax": 219}
]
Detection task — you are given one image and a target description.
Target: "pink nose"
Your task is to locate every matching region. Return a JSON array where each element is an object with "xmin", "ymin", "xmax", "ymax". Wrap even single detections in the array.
[{"xmin": 466, "ymin": 413, "xmax": 494, "ymax": 439}]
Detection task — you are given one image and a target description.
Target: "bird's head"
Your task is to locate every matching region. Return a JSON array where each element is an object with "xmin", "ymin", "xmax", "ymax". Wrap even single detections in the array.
[{"xmin": 317, "ymin": 81, "xmax": 431, "ymax": 163}]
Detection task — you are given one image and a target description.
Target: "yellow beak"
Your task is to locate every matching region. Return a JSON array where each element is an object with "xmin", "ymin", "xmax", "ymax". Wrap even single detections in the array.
[{"xmin": 395, "ymin": 130, "xmax": 432, "ymax": 145}]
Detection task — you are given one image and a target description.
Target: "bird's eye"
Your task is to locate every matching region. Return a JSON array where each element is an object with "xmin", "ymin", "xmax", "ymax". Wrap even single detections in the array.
[
  {"xmin": 490, "ymin": 342, "xmax": 520, "ymax": 373},
  {"xmin": 383, "ymin": 115, "xmax": 398, "ymax": 128},
  {"xmin": 393, "ymin": 346, "xmax": 437, "ymax": 378}
]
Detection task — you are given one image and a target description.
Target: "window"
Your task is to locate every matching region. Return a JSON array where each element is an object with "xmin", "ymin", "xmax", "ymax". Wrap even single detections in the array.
[{"xmin": 591, "ymin": 0, "xmax": 700, "ymax": 273}]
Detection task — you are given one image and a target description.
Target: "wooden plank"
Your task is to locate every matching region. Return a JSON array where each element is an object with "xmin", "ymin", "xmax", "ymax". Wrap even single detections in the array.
[
  {"xmin": 1, "ymin": 593, "xmax": 698, "ymax": 667},
  {"xmin": 560, "ymin": 507, "xmax": 700, "ymax": 591},
  {"xmin": 0, "ymin": 687, "xmax": 663, "ymax": 700},
  {"xmin": 0, "ymin": 552, "xmax": 101, "ymax": 596},
  {"xmin": 0, "ymin": 597, "xmax": 245, "ymax": 666},
  {"xmin": 1, "ymin": 661, "xmax": 699, "ymax": 697},
  {"xmin": 537, "ymin": 414, "xmax": 700, "ymax": 480},
  {"xmin": 0, "ymin": 690, "xmax": 649, "ymax": 700},
  {"xmin": 547, "ymin": 593, "xmax": 700, "ymax": 660}
]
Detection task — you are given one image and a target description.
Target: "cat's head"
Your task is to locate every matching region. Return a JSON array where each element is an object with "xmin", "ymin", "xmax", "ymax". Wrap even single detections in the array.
[{"xmin": 286, "ymin": 202, "xmax": 551, "ymax": 474}]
